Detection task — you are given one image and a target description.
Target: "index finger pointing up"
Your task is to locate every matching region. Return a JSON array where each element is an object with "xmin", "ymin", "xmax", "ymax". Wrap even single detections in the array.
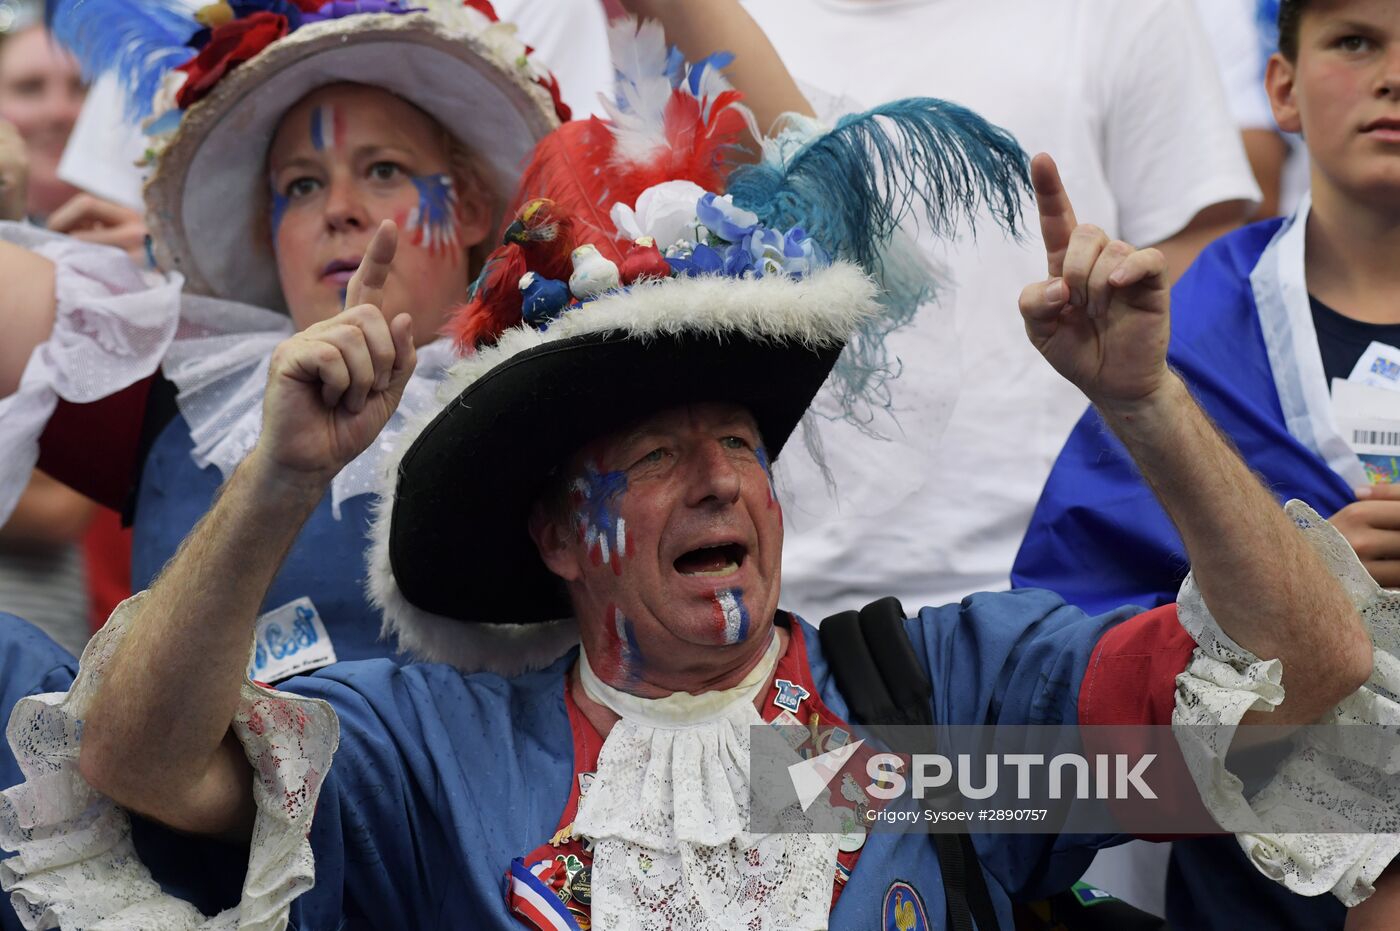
[
  {"xmin": 345, "ymin": 219, "xmax": 398, "ymax": 311},
  {"xmin": 1031, "ymin": 153, "xmax": 1078, "ymax": 279}
]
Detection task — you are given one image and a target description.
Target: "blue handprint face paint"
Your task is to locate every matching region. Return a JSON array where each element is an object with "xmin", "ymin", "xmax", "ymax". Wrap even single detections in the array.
[
  {"xmin": 571, "ymin": 464, "xmax": 632, "ymax": 573},
  {"xmin": 399, "ymin": 174, "xmax": 461, "ymax": 259}
]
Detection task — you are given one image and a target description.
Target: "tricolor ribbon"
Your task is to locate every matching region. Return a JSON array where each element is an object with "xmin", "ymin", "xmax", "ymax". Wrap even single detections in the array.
[{"xmin": 506, "ymin": 857, "xmax": 582, "ymax": 931}]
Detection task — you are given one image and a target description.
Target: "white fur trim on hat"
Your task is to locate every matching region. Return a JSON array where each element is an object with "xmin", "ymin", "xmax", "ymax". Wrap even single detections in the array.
[{"xmin": 365, "ymin": 261, "xmax": 879, "ymax": 674}]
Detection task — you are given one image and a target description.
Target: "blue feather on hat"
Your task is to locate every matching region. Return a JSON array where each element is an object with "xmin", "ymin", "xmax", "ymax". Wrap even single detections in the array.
[{"xmin": 49, "ymin": 0, "xmax": 199, "ymax": 119}]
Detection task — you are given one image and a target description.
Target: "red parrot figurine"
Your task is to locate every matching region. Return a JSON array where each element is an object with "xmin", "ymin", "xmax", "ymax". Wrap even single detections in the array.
[
  {"xmin": 502, "ymin": 198, "xmax": 578, "ymax": 284},
  {"xmin": 447, "ymin": 199, "xmax": 581, "ymax": 350},
  {"xmin": 445, "ymin": 243, "xmax": 528, "ymax": 351}
]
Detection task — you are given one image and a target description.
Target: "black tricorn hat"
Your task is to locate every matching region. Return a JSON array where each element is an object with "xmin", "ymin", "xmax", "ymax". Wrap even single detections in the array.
[{"xmin": 366, "ymin": 263, "xmax": 879, "ymax": 675}]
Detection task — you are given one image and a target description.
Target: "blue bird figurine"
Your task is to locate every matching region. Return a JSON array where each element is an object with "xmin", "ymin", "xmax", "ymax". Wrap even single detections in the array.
[{"xmin": 519, "ymin": 271, "xmax": 571, "ymax": 329}]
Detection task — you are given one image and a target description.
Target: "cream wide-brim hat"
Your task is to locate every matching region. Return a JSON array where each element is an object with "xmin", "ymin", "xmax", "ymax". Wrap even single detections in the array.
[{"xmin": 144, "ymin": 11, "xmax": 560, "ymax": 310}]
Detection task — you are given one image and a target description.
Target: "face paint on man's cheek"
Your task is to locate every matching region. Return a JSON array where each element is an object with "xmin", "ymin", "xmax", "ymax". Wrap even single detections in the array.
[
  {"xmin": 398, "ymin": 173, "xmax": 462, "ymax": 260},
  {"xmin": 309, "ymin": 105, "xmax": 343, "ymax": 152},
  {"xmin": 571, "ymin": 465, "xmax": 633, "ymax": 574},
  {"xmin": 597, "ymin": 603, "xmax": 644, "ymax": 685},
  {"xmin": 711, "ymin": 587, "xmax": 751, "ymax": 645}
]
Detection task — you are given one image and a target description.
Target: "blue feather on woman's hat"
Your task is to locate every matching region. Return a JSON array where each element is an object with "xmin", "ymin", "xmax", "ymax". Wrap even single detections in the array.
[{"xmin": 363, "ymin": 19, "xmax": 1033, "ymax": 675}]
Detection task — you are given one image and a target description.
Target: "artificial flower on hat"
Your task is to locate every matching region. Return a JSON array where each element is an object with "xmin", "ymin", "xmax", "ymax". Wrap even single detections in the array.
[{"xmin": 174, "ymin": 9, "xmax": 290, "ymax": 106}]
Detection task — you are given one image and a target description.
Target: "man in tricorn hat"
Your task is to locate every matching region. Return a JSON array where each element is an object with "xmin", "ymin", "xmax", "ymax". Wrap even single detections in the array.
[{"xmin": 4, "ymin": 38, "xmax": 1397, "ymax": 931}]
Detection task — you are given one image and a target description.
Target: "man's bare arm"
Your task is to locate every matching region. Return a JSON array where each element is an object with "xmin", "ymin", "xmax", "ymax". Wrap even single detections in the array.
[
  {"xmin": 615, "ymin": 0, "xmax": 814, "ymax": 134},
  {"xmin": 77, "ymin": 453, "xmax": 319, "ymax": 838},
  {"xmin": 1021, "ymin": 154, "xmax": 1371, "ymax": 724},
  {"xmin": 77, "ymin": 223, "xmax": 414, "ymax": 838},
  {"xmin": 0, "ymin": 241, "xmax": 56, "ymax": 399},
  {"xmin": 1098, "ymin": 377, "xmax": 1371, "ymax": 723},
  {"xmin": 0, "ymin": 471, "xmax": 94, "ymax": 546}
]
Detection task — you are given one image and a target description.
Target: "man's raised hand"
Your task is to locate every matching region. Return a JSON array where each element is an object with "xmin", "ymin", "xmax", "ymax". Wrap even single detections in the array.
[
  {"xmin": 258, "ymin": 220, "xmax": 417, "ymax": 481},
  {"xmin": 1018, "ymin": 153, "xmax": 1173, "ymax": 408}
]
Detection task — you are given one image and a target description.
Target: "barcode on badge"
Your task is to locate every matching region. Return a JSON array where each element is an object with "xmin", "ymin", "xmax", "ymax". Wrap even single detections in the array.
[{"xmin": 1354, "ymin": 430, "xmax": 1400, "ymax": 446}]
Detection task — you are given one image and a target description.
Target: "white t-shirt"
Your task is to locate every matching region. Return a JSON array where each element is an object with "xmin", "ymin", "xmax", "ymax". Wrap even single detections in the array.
[
  {"xmin": 57, "ymin": 0, "xmax": 614, "ymax": 209},
  {"xmin": 743, "ymin": 0, "xmax": 1261, "ymax": 618},
  {"xmin": 1194, "ymin": 0, "xmax": 1275, "ymax": 131},
  {"xmin": 1191, "ymin": 0, "xmax": 1310, "ymax": 216}
]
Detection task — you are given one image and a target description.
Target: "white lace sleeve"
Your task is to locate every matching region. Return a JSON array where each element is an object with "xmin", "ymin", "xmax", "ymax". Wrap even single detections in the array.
[
  {"xmin": 0, "ymin": 223, "xmax": 184, "ymax": 524},
  {"xmin": 0, "ymin": 592, "xmax": 340, "ymax": 930},
  {"xmin": 1172, "ymin": 500, "xmax": 1400, "ymax": 907}
]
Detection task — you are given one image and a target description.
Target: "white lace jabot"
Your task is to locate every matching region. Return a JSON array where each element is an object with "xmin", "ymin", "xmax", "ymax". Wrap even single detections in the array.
[{"xmin": 573, "ymin": 634, "xmax": 839, "ymax": 930}]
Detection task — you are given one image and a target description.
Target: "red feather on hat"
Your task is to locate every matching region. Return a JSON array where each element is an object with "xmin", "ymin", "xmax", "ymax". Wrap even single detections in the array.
[
  {"xmin": 450, "ymin": 20, "xmax": 755, "ymax": 350},
  {"xmin": 510, "ymin": 117, "xmax": 625, "ymax": 264},
  {"xmin": 445, "ymin": 244, "xmax": 528, "ymax": 351},
  {"xmin": 615, "ymin": 86, "xmax": 749, "ymax": 204},
  {"xmin": 508, "ymin": 20, "xmax": 753, "ymax": 265}
]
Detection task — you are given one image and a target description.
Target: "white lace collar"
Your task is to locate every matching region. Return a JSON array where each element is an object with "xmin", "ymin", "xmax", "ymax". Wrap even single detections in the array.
[
  {"xmin": 573, "ymin": 633, "xmax": 839, "ymax": 930},
  {"xmin": 160, "ymin": 296, "xmax": 457, "ymax": 517}
]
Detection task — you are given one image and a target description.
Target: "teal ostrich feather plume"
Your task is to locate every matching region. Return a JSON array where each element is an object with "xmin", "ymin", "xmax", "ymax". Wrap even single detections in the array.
[
  {"xmin": 727, "ymin": 97, "xmax": 1029, "ymax": 269},
  {"xmin": 727, "ymin": 99, "xmax": 1031, "ymax": 433}
]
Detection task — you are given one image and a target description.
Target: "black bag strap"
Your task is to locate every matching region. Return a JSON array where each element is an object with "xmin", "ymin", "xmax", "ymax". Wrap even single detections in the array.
[{"xmin": 820, "ymin": 596, "xmax": 1002, "ymax": 931}]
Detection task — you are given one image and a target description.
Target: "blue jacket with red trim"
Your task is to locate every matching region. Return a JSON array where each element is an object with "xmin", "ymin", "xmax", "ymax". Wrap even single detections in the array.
[{"xmin": 267, "ymin": 593, "xmax": 1190, "ymax": 930}]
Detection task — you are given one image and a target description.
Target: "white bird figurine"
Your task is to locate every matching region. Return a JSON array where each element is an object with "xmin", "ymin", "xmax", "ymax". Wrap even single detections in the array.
[{"xmin": 568, "ymin": 244, "xmax": 621, "ymax": 300}]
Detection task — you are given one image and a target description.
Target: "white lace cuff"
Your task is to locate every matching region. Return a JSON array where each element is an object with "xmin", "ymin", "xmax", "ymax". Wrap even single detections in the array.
[
  {"xmin": 0, "ymin": 592, "xmax": 339, "ymax": 929},
  {"xmin": 1172, "ymin": 500, "xmax": 1400, "ymax": 906},
  {"xmin": 0, "ymin": 223, "xmax": 184, "ymax": 523}
]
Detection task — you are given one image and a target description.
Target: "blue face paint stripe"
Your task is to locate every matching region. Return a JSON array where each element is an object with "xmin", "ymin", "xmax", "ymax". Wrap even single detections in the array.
[
  {"xmin": 269, "ymin": 189, "xmax": 290, "ymax": 243},
  {"xmin": 754, "ymin": 445, "xmax": 776, "ymax": 502},
  {"xmin": 714, "ymin": 587, "xmax": 750, "ymax": 643},
  {"xmin": 619, "ymin": 610, "xmax": 643, "ymax": 684},
  {"xmin": 310, "ymin": 105, "xmax": 327, "ymax": 151}
]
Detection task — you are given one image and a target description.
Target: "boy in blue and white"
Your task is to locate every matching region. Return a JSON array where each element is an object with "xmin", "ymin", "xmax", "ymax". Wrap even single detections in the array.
[{"xmin": 1015, "ymin": 1, "xmax": 1400, "ymax": 926}]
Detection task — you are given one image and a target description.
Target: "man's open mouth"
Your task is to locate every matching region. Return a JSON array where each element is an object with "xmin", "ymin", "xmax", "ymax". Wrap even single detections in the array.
[{"xmin": 674, "ymin": 543, "xmax": 747, "ymax": 577}]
